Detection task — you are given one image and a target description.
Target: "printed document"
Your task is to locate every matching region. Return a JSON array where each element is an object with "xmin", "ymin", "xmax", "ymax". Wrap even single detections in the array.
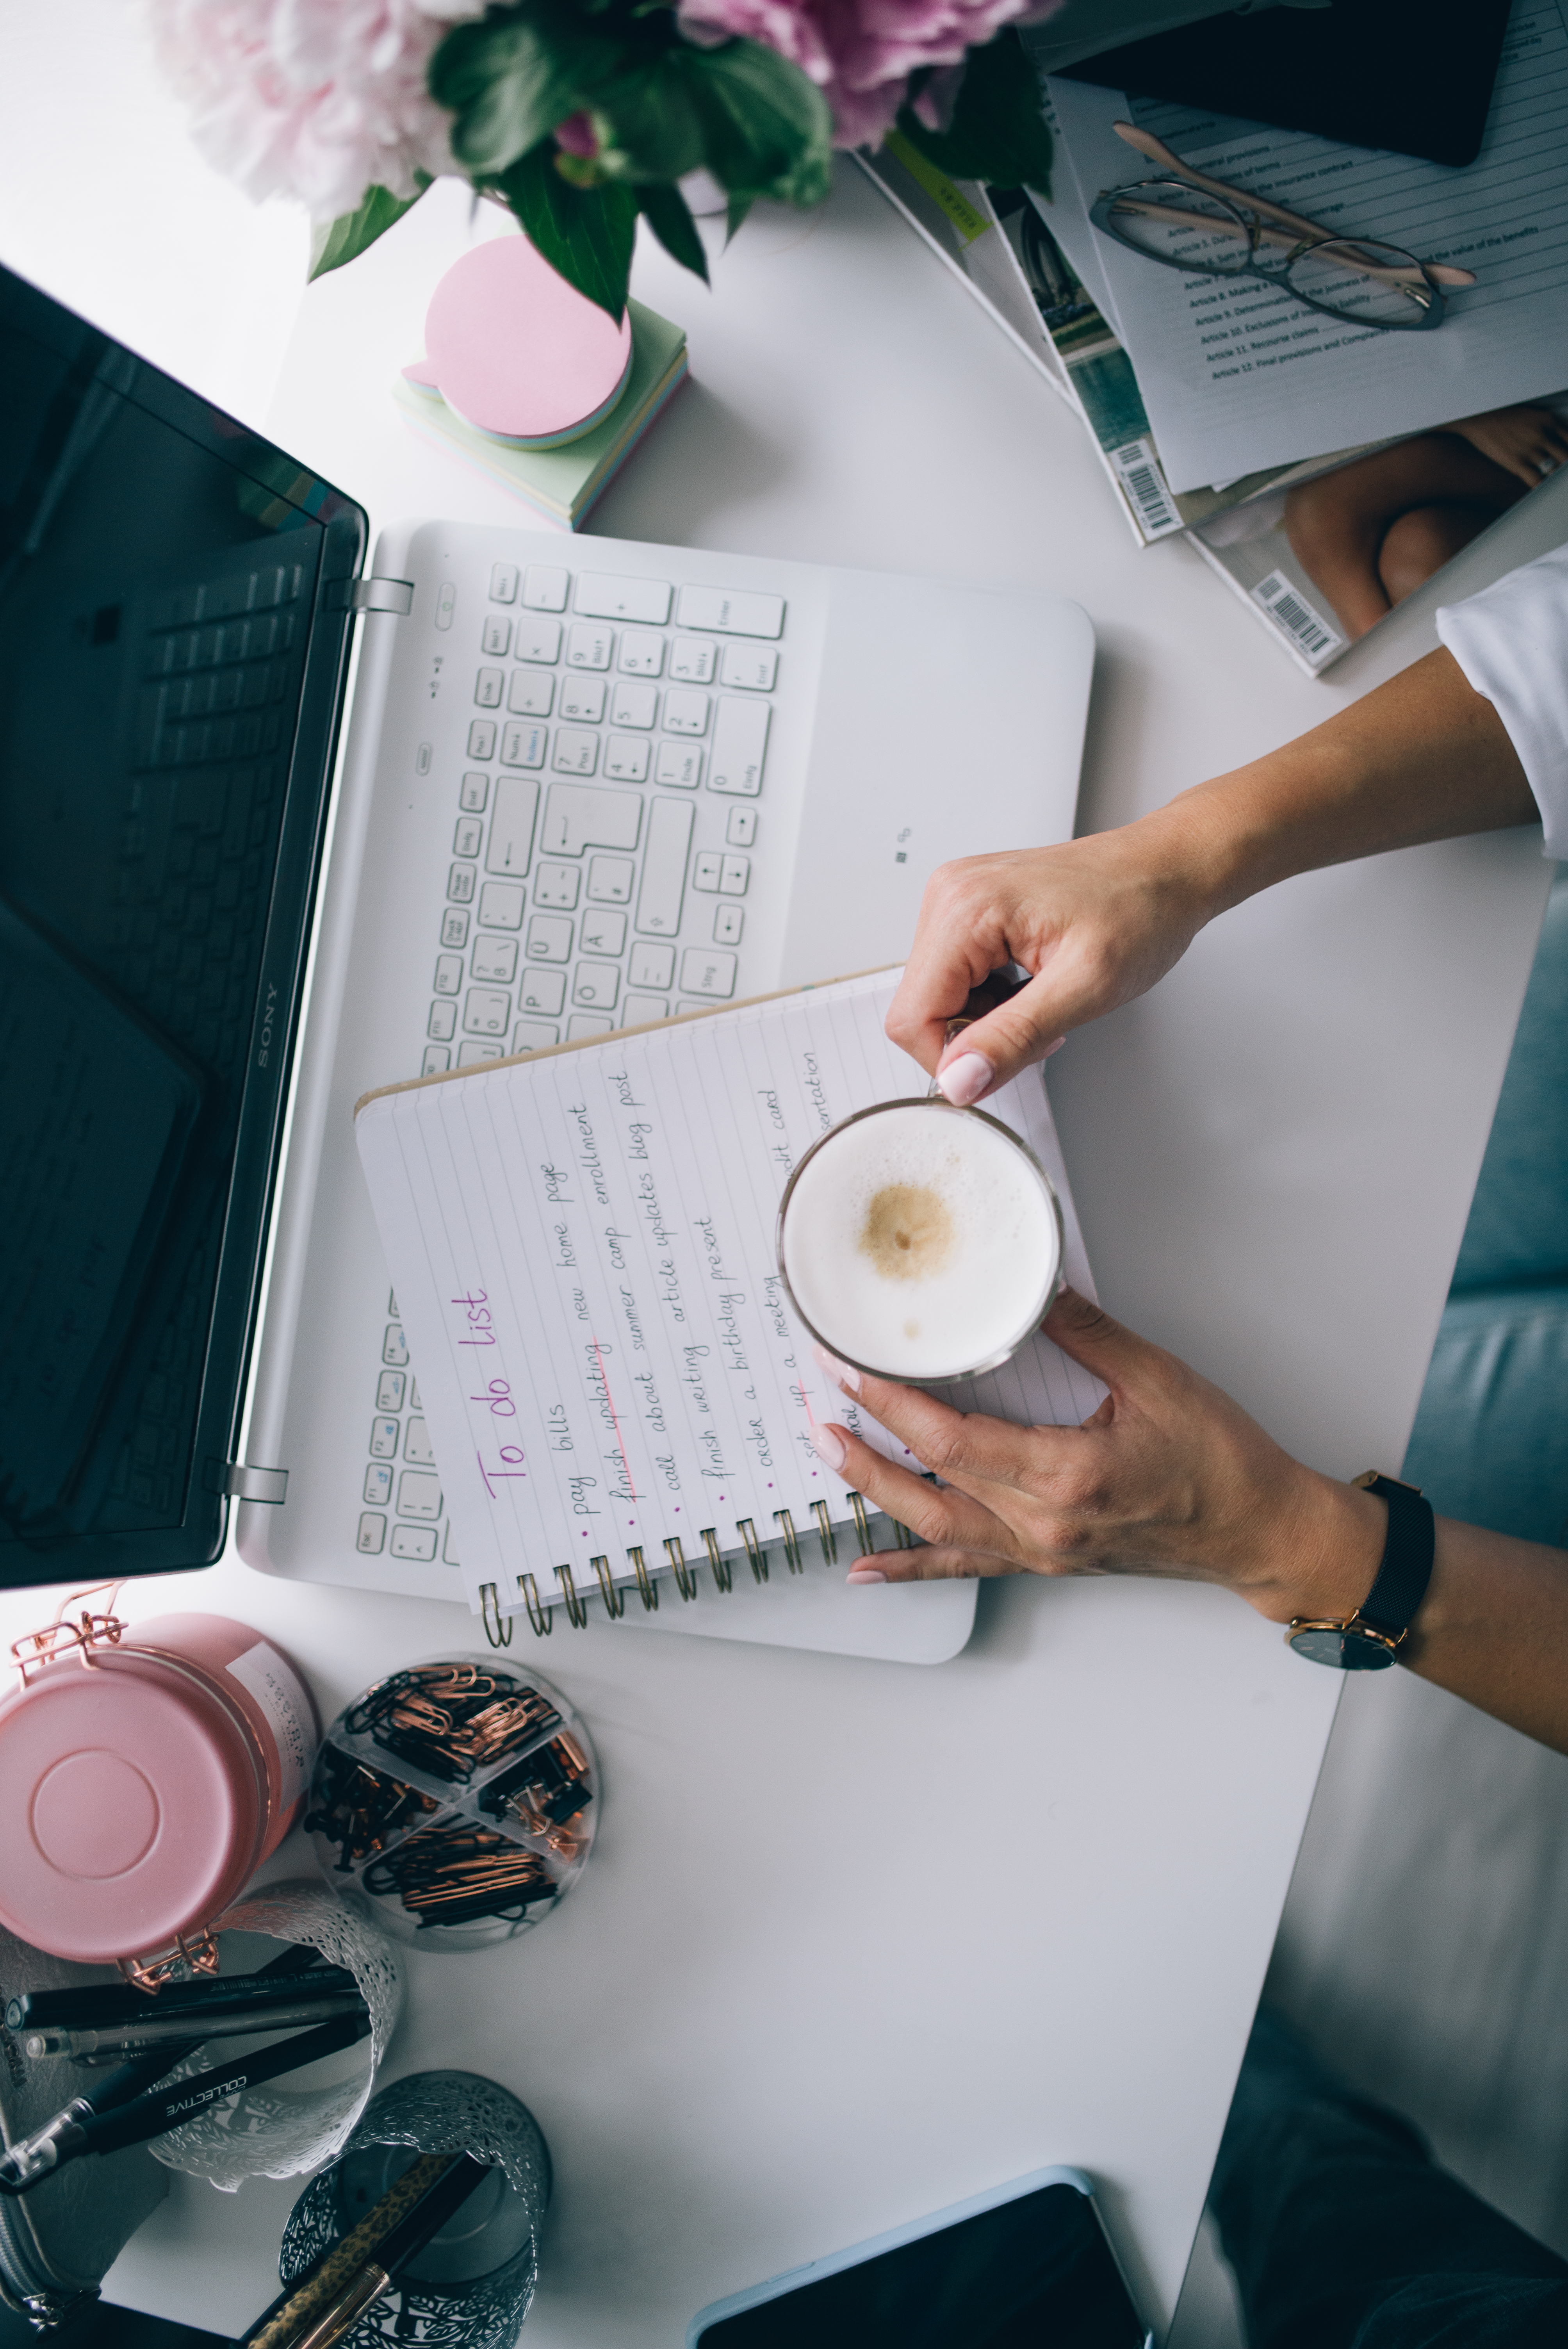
[{"xmin": 1044, "ymin": 0, "xmax": 1568, "ymax": 491}]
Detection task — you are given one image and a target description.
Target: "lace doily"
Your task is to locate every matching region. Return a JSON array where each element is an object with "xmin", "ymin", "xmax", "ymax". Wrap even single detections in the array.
[
  {"xmin": 277, "ymin": 2073, "xmax": 549, "ymax": 2349},
  {"xmin": 150, "ymin": 1879, "xmax": 401, "ymax": 2190}
]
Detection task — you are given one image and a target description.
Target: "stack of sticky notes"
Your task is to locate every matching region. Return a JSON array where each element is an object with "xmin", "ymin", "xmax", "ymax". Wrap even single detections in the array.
[{"xmin": 395, "ymin": 269, "xmax": 687, "ymax": 532}]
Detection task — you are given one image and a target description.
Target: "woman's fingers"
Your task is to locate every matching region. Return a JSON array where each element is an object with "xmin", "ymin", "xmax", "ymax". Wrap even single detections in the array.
[
  {"xmin": 848, "ymin": 1542, "xmax": 1021, "ymax": 1585},
  {"xmin": 810, "ymin": 1415, "xmax": 1024, "ymax": 1560},
  {"xmin": 815, "ymin": 1350, "xmax": 1094, "ymax": 1497}
]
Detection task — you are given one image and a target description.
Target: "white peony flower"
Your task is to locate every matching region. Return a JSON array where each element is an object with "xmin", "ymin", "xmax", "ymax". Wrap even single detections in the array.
[{"xmin": 149, "ymin": 0, "xmax": 483, "ymax": 220}]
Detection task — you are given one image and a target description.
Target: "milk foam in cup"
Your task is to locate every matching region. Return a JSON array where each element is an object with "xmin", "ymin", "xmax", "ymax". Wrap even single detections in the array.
[{"xmin": 777, "ymin": 1099, "xmax": 1064, "ymax": 1382}]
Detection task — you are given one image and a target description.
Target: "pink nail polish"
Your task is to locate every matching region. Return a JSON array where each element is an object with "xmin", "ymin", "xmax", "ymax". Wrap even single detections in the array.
[
  {"xmin": 812, "ymin": 1343, "xmax": 861, "ymax": 1394},
  {"xmin": 936, "ymin": 1050, "xmax": 992, "ymax": 1107},
  {"xmin": 846, "ymin": 1567, "xmax": 887, "ymax": 1584},
  {"xmin": 809, "ymin": 1424, "xmax": 847, "ymax": 1471}
]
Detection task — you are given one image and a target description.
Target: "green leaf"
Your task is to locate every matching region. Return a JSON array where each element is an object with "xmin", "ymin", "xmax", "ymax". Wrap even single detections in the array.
[
  {"xmin": 725, "ymin": 192, "xmax": 753, "ymax": 246},
  {"xmin": 588, "ymin": 55, "xmax": 709, "ymax": 185},
  {"xmin": 431, "ymin": 8, "xmax": 615, "ymax": 177},
  {"xmin": 493, "ymin": 143, "xmax": 639, "ymax": 318},
  {"xmin": 683, "ymin": 39, "xmax": 833, "ymax": 205},
  {"xmin": 636, "ymin": 182, "xmax": 710, "ymax": 280},
  {"xmin": 309, "ymin": 180, "xmax": 429, "ymax": 281},
  {"xmin": 894, "ymin": 29, "xmax": 1052, "ymax": 196}
]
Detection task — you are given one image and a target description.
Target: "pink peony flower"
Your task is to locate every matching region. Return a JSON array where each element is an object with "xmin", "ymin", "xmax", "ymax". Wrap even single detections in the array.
[
  {"xmin": 677, "ymin": 0, "xmax": 1064, "ymax": 150},
  {"xmin": 150, "ymin": 0, "xmax": 483, "ymax": 218}
]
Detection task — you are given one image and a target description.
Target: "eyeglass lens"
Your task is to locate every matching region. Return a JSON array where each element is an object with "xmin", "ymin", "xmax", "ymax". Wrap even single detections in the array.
[
  {"xmin": 1286, "ymin": 239, "xmax": 1438, "ymax": 326},
  {"xmin": 1104, "ymin": 180, "xmax": 1253, "ymax": 275}
]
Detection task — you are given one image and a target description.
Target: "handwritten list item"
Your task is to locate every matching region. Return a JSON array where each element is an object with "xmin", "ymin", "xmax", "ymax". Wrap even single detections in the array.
[{"xmin": 355, "ymin": 971, "xmax": 1103, "ymax": 1621}]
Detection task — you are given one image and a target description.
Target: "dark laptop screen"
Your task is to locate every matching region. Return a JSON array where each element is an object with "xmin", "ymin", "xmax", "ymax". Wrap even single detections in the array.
[{"xmin": 0, "ymin": 266, "xmax": 365, "ymax": 1581}]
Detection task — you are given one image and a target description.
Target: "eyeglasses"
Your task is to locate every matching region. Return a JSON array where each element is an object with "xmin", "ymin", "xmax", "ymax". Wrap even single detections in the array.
[{"xmin": 1090, "ymin": 122, "xmax": 1475, "ymax": 332}]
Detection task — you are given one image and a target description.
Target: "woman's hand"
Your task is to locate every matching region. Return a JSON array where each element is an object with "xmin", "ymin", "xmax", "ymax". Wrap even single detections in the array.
[
  {"xmin": 1448, "ymin": 404, "xmax": 1568, "ymax": 487},
  {"xmin": 884, "ymin": 816, "xmax": 1224, "ymax": 1106},
  {"xmin": 808, "ymin": 1289, "xmax": 1385, "ymax": 1624}
]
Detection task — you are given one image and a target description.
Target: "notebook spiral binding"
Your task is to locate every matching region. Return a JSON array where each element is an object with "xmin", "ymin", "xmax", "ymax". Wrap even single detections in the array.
[{"xmin": 490, "ymin": 1487, "xmax": 927, "ymax": 1642}]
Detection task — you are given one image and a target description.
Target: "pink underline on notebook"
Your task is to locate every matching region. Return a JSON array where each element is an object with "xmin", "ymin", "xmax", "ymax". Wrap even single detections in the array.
[{"xmin": 591, "ymin": 1336, "xmax": 638, "ymax": 1502}]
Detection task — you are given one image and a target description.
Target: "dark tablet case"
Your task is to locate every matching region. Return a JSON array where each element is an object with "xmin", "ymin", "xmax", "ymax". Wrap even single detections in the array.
[{"xmin": 1063, "ymin": 0, "xmax": 1514, "ymax": 169}]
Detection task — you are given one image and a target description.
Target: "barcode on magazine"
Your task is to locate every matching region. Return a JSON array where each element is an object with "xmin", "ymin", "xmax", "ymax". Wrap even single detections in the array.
[
  {"xmin": 1251, "ymin": 569, "xmax": 1343, "ymax": 667},
  {"xmin": 1109, "ymin": 439, "xmax": 1181, "ymax": 541}
]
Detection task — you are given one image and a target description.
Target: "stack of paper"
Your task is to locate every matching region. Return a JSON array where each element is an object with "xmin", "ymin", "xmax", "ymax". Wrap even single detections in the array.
[{"xmin": 392, "ymin": 298, "xmax": 688, "ymax": 532}]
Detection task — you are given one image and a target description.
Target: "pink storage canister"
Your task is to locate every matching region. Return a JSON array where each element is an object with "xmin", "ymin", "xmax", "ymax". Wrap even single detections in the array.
[{"xmin": 0, "ymin": 1608, "xmax": 318, "ymax": 1969}]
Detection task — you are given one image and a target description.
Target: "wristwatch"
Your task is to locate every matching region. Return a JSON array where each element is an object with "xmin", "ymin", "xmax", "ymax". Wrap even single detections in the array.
[{"xmin": 1285, "ymin": 1472, "xmax": 1435, "ymax": 1669}]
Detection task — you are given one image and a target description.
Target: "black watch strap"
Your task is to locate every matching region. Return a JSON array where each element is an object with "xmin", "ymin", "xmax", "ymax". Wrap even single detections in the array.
[{"xmin": 1352, "ymin": 1472, "xmax": 1436, "ymax": 1643}]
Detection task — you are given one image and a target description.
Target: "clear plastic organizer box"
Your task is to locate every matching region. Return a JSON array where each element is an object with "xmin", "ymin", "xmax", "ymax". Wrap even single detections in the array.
[{"xmin": 306, "ymin": 1657, "xmax": 598, "ymax": 1952}]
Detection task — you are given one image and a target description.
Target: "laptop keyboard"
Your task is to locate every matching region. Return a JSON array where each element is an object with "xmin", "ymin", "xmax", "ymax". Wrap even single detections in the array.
[{"xmin": 354, "ymin": 552, "xmax": 786, "ymax": 1573}]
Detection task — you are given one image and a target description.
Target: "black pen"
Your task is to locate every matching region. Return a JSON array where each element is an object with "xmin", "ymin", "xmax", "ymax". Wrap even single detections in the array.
[
  {"xmin": 7, "ymin": 1953, "xmax": 345, "ymax": 2035},
  {"xmin": 237, "ymin": 2155, "xmax": 494, "ymax": 2349},
  {"xmin": 0, "ymin": 2012, "xmax": 372, "ymax": 2193},
  {"xmin": 28, "ymin": 1990, "xmax": 365, "ymax": 2062}
]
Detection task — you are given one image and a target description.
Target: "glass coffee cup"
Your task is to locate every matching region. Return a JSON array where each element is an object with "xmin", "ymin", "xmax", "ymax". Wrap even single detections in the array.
[{"xmin": 777, "ymin": 1092, "xmax": 1065, "ymax": 1384}]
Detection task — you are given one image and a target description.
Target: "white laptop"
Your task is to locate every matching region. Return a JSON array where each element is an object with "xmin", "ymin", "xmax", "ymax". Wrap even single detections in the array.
[{"xmin": 0, "ymin": 262, "xmax": 1092, "ymax": 1662}]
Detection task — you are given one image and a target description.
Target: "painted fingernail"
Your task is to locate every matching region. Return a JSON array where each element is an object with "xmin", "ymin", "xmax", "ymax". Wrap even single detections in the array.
[
  {"xmin": 846, "ymin": 1566, "xmax": 887, "ymax": 1584},
  {"xmin": 812, "ymin": 1344, "xmax": 861, "ymax": 1394},
  {"xmin": 809, "ymin": 1424, "xmax": 847, "ymax": 1471},
  {"xmin": 1042, "ymin": 1035, "xmax": 1066, "ymax": 1059},
  {"xmin": 936, "ymin": 1050, "xmax": 992, "ymax": 1107}
]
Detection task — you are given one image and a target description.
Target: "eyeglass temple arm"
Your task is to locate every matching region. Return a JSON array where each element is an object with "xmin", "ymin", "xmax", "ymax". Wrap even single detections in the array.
[{"xmin": 1111, "ymin": 121, "xmax": 1475, "ymax": 287}]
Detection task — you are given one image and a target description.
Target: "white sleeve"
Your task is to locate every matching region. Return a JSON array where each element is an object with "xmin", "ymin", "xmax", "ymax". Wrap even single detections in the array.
[{"xmin": 1436, "ymin": 541, "xmax": 1568, "ymax": 858}]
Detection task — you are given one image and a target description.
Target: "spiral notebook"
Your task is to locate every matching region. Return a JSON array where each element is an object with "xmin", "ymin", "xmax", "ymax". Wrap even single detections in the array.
[{"xmin": 353, "ymin": 971, "xmax": 1103, "ymax": 1665}]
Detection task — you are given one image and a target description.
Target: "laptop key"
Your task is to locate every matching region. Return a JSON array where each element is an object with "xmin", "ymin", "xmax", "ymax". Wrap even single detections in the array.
[
  {"xmin": 618, "ymin": 631, "xmax": 665, "ymax": 677},
  {"xmin": 515, "ymin": 616, "xmax": 562, "ymax": 663},
  {"xmin": 357, "ymin": 1513, "xmax": 387, "ymax": 1554},
  {"xmin": 454, "ymin": 817, "xmax": 483, "ymax": 857},
  {"xmin": 526, "ymin": 914, "xmax": 574, "ymax": 962},
  {"xmin": 370, "ymin": 1418, "xmax": 400, "ymax": 1458},
  {"xmin": 397, "ymin": 1471, "xmax": 443, "ymax": 1519},
  {"xmin": 573, "ymin": 964, "xmax": 620, "ymax": 1010},
  {"xmin": 715, "ymin": 905, "xmax": 744, "ymax": 946},
  {"xmin": 434, "ymin": 953, "xmax": 463, "ymax": 994},
  {"xmin": 680, "ymin": 946, "xmax": 738, "ymax": 998},
  {"xmin": 459, "ymin": 772, "xmax": 490, "ymax": 813},
  {"xmin": 630, "ymin": 939, "xmax": 676, "ymax": 991},
  {"xmin": 447, "ymin": 864, "xmax": 476, "ymax": 903},
  {"xmin": 523, "ymin": 564, "xmax": 569, "ymax": 611},
  {"xmin": 475, "ymin": 667, "xmax": 504, "ymax": 708},
  {"xmin": 365, "ymin": 1464, "xmax": 393, "ymax": 1506},
  {"xmin": 709, "ymin": 697, "xmax": 769, "ymax": 795},
  {"xmin": 428, "ymin": 1001, "xmax": 457, "ymax": 1039},
  {"xmin": 568, "ymin": 1014, "xmax": 615, "ymax": 1040},
  {"xmin": 520, "ymin": 966, "xmax": 567, "ymax": 1014},
  {"xmin": 508, "ymin": 671, "xmax": 553, "ymax": 717},
  {"xmin": 472, "ymin": 935, "xmax": 519, "ymax": 984},
  {"xmin": 513, "ymin": 1019, "xmax": 559, "ymax": 1053},
  {"xmin": 586, "ymin": 855, "xmax": 633, "ymax": 903},
  {"xmin": 478, "ymin": 881, "xmax": 526, "ymax": 929},
  {"xmin": 552, "ymin": 728, "xmax": 599, "ymax": 776},
  {"xmin": 541, "ymin": 784, "xmax": 642, "ymax": 855},
  {"xmin": 721, "ymin": 644, "xmax": 778, "ymax": 691},
  {"xmin": 559, "ymin": 677, "xmax": 606, "ymax": 723},
  {"xmin": 458, "ymin": 1042, "xmax": 505, "ymax": 1067},
  {"xmin": 486, "ymin": 777, "xmax": 538, "ymax": 876},
  {"xmin": 533, "ymin": 863, "xmax": 580, "ymax": 911},
  {"xmin": 575, "ymin": 573, "xmax": 672, "ymax": 624},
  {"xmin": 726, "ymin": 806, "xmax": 757, "ymax": 846},
  {"xmin": 603, "ymin": 736, "xmax": 649, "ymax": 782},
  {"xmin": 635, "ymin": 798, "xmax": 693, "ymax": 937},
  {"xmin": 677, "ymin": 585, "xmax": 784, "ymax": 639},
  {"xmin": 383, "ymin": 1324, "xmax": 409, "ymax": 1365},
  {"xmin": 404, "ymin": 1418, "xmax": 436, "ymax": 1465},
  {"xmin": 441, "ymin": 907, "xmax": 470, "ymax": 948},
  {"xmin": 567, "ymin": 622, "xmax": 613, "ymax": 671},
  {"xmin": 468, "ymin": 719, "xmax": 497, "ymax": 759},
  {"xmin": 611, "ymin": 681, "xmax": 657, "ymax": 729},
  {"xmin": 663, "ymin": 689, "xmax": 709, "ymax": 737},
  {"xmin": 501, "ymin": 722, "xmax": 546, "ymax": 769},
  {"xmin": 654, "ymin": 742, "xmax": 702, "ymax": 788},
  {"xmin": 481, "ymin": 616, "xmax": 511, "ymax": 656},
  {"xmin": 376, "ymin": 1371, "xmax": 406, "ymax": 1412},
  {"xmin": 464, "ymin": 988, "xmax": 512, "ymax": 1036},
  {"xmin": 390, "ymin": 1524, "xmax": 438, "ymax": 1561},
  {"xmin": 581, "ymin": 908, "xmax": 627, "ymax": 956},
  {"xmin": 669, "ymin": 637, "xmax": 716, "ymax": 684},
  {"xmin": 721, "ymin": 854, "xmax": 750, "ymax": 893},
  {"xmin": 422, "ymin": 1044, "xmax": 451, "ymax": 1075},
  {"xmin": 490, "ymin": 563, "xmax": 519, "ymax": 603},
  {"xmin": 693, "ymin": 852, "xmax": 722, "ymax": 893},
  {"xmin": 625, "ymin": 994, "xmax": 668, "ymax": 1025}
]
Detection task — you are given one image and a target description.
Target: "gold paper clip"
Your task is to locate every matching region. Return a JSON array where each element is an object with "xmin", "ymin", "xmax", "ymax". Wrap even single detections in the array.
[
  {"xmin": 702, "ymin": 1527, "xmax": 732, "ymax": 1593},
  {"xmin": 665, "ymin": 1536, "xmax": 698, "ymax": 1600}
]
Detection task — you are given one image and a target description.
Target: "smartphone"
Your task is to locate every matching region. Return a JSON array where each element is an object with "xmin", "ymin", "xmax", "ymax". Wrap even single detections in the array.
[{"xmin": 690, "ymin": 2166, "xmax": 1151, "ymax": 2347}]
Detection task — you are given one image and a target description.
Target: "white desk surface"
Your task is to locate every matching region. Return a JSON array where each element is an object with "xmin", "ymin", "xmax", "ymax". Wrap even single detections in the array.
[{"xmin": 5, "ymin": 24, "xmax": 1568, "ymax": 2337}]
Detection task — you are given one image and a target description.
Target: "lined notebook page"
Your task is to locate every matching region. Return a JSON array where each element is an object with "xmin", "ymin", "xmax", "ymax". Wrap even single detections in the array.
[{"xmin": 355, "ymin": 971, "xmax": 1105, "ymax": 1620}]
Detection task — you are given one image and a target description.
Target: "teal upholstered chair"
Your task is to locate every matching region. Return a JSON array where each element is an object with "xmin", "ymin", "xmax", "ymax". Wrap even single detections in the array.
[{"xmin": 1402, "ymin": 875, "xmax": 1568, "ymax": 1545}]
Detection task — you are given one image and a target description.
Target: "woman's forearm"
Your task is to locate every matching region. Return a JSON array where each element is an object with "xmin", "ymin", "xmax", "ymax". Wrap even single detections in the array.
[
  {"xmin": 1156, "ymin": 646, "xmax": 1538, "ymax": 924},
  {"xmin": 1401, "ymin": 1517, "xmax": 1568, "ymax": 1753}
]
